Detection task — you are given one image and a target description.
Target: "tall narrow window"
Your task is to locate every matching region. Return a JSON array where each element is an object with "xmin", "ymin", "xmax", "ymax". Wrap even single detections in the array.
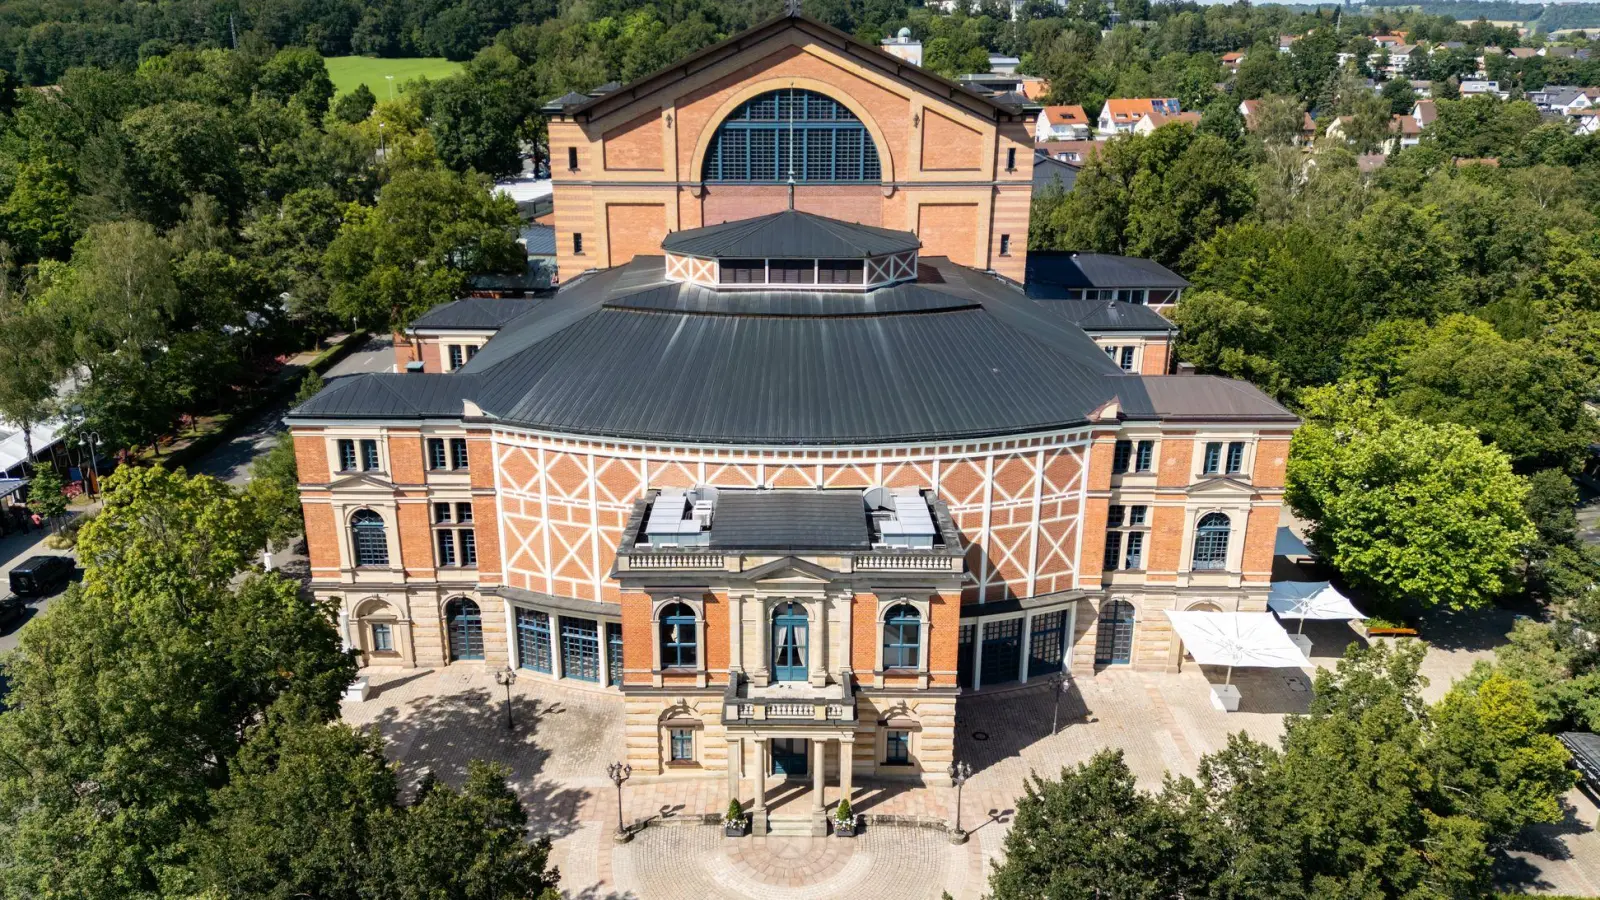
[
  {"xmin": 360, "ymin": 439, "xmax": 379, "ymax": 471},
  {"xmin": 659, "ymin": 602, "xmax": 698, "ymax": 669},
  {"xmin": 371, "ymin": 622, "xmax": 394, "ymax": 652},
  {"xmin": 1006, "ymin": 147, "xmax": 1017, "ymax": 170},
  {"xmin": 573, "ymin": 233, "xmax": 584, "ymax": 255},
  {"xmin": 436, "ymin": 530, "xmax": 456, "ymax": 567},
  {"xmin": 1225, "ymin": 441, "xmax": 1246, "ymax": 475},
  {"xmin": 1112, "ymin": 440, "xmax": 1132, "ymax": 474},
  {"xmin": 882, "ymin": 604, "xmax": 921, "ymax": 669},
  {"xmin": 450, "ymin": 438, "xmax": 469, "ymax": 470},
  {"xmin": 1119, "ymin": 347, "xmax": 1136, "ymax": 371},
  {"xmin": 567, "ymin": 146, "xmax": 578, "ymax": 170},
  {"xmin": 1104, "ymin": 505, "xmax": 1148, "ymax": 572},
  {"xmin": 337, "ymin": 439, "xmax": 357, "ymax": 472},
  {"xmin": 999, "ymin": 234, "xmax": 1011, "ymax": 256},
  {"xmin": 1095, "ymin": 599, "xmax": 1135, "ymax": 665},
  {"xmin": 460, "ymin": 529, "xmax": 476, "ymax": 566},
  {"xmin": 885, "ymin": 730, "xmax": 910, "ymax": 764},
  {"xmin": 1134, "ymin": 440, "xmax": 1154, "ymax": 472},
  {"xmin": 448, "ymin": 345, "xmax": 464, "ymax": 371},
  {"xmin": 351, "ymin": 510, "xmax": 388, "ymax": 567},
  {"xmin": 1202, "ymin": 442, "xmax": 1223, "ymax": 475},
  {"xmin": 427, "ymin": 438, "xmax": 447, "ymax": 470},
  {"xmin": 1192, "ymin": 513, "xmax": 1231, "ymax": 570}
]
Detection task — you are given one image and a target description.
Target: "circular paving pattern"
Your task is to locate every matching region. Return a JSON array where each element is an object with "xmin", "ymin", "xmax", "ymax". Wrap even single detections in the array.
[{"xmin": 610, "ymin": 824, "xmax": 964, "ymax": 900}]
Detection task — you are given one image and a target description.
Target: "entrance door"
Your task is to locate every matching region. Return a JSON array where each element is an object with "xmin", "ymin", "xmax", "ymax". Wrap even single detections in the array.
[
  {"xmin": 445, "ymin": 598, "xmax": 484, "ymax": 661},
  {"xmin": 771, "ymin": 603, "xmax": 809, "ymax": 682},
  {"xmin": 980, "ymin": 618, "xmax": 1022, "ymax": 687},
  {"xmin": 771, "ymin": 738, "xmax": 809, "ymax": 777}
]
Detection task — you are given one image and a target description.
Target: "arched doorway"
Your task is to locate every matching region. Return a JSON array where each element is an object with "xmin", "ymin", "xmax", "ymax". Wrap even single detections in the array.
[
  {"xmin": 771, "ymin": 602, "xmax": 808, "ymax": 682},
  {"xmin": 444, "ymin": 597, "xmax": 484, "ymax": 662},
  {"xmin": 1095, "ymin": 600, "xmax": 1135, "ymax": 666},
  {"xmin": 354, "ymin": 597, "xmax": 402, "ymax": 664}
]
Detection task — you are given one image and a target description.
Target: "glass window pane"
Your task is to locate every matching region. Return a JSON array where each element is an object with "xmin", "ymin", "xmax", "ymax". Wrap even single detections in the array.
[
  {"xmin": 516, "ymin": 609, "xmax": 553, "ymax": 673},
  {"xmin": 562, "ymin": 618, "xmax": 601, "ymax": 682},
  {"xmin": 451, "ymin": 438, "xmax": 470, "ymax": 470},
  {"xmin": 360, "ymin": 440, "xmax": 379, "ymax": 471},
  {"xmin": 460, "ymin": 529, "xmax": 476, "ymax": 566}
]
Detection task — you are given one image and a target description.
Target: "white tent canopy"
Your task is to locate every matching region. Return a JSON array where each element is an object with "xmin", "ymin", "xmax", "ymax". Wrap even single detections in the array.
[
  {"xmin": 1163, "ymin": 611, "xmax": 1307, "ymax": 683},
  {"xmin": 1275, "ymin": 525, "xmax": 1312, "ymax": 558},
  {"xmin": 1268, "ymin": 581, "xmax": 1365, "ymax": 634}
]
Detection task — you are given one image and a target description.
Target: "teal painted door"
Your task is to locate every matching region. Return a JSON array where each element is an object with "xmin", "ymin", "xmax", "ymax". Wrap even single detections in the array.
[
  {"xmin": 771, "ymin": 603, "xmax": 809, "ymax": 682},
  {"xmin": 771, "ymin": 738, "xmax": 808, "ymax": 777}
]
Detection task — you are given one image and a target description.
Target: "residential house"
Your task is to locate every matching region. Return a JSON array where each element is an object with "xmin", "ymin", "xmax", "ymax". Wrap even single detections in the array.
[
  {"xmin": 1529, "ymin": 85, "xmax": 1596, "ymax": 115},
  {"xmin": 289, "ymin": 10, "xmax": 1298, "ymax": 838},
  {"xmin": 1410, "ymin": 79, "xmax": 1434, "ymax": 99},
  {"xmin": 1541, "ymin": 46, "xmax": 1592, "ymax": 60},
  {"xmin": 1278, "ymin": 34, "xmax": 1298, "ymax": 53},
  {"xmin": 1131, "ymin": 110, "xmax": 1201, "ymax": 135},
  {"xmin": 1098, "ymin": 98, "xmax": 1181, "ymax": 136},
  {"xmin": 1036, "ymin": 105, "xmax": 1092, "ymax": 141},
  {"xmin": 1574, "ymin": 109, "xmax": 1600, "ymax": 135},
  {"xmin": 989, "ymin": 54, "xmax": 1021, "ymax": 75},
  {"xmin": 1032, "ymin": 150, "xmax": 1079, "ymax": 194},
  {"xmin": 1221, "ymin": 51, "xmax": 1245, "ymax": 73},
  {"xmin": 1035, "ymin": 139, "xmax": 1100, "ymax": 165},
  {"xmin": 1024, "ymin": 251, "xmax": 1190, "ymax": 313},
  {"xmin": 1460, "ymin": 79, "xmax": 1509, "ymax": 99},
  {"xmin": 1239, "ymin": 99, "xmax": 1317, "ymax": 144}
]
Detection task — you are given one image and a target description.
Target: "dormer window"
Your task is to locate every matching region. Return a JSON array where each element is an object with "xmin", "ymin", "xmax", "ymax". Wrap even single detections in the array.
[{"xmin": 661, "ymin": 210, "xmax": 919, "ymax": 291}]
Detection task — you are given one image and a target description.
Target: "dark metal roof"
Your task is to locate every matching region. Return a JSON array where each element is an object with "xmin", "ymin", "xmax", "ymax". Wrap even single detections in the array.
[
  {"xmin": 1032, "ymin": 153, "xmax": 1080, "ymax": 193},
  {"xmin": 1139, "ymin": 376, "xmax": 1299, "ymax": 423},
  {"xmin": 1032, "ymin": 297, "xmax": 1175, "ymax": 332},
  {"xmin": 662, "ymin": 210, "xmax": 920, "ymax": 260},
  {"xmin": 707, "ymin": 490, "xmax": 870, "ymax": 550},
  {"xmin": 521, "ymin": 224, "xmax": 557, "ymax": 256},
  {"xmin": 1026, "ymin": 251, "xmax": 1191, "ymax": 290},
  {"xmin": 290, "ymin": 373, "xmax": 474, "ymax": 419},
  {"xmin": 1560, "ymin": 733, "xmax": 1600, "ymax": 787},
  {"xmin": 411, "ymin": 297, "xmax": 542, "ymax": 331},
  {"xmin": 605, "ymin": 260, "xmax": 975, "ymax": 316}
]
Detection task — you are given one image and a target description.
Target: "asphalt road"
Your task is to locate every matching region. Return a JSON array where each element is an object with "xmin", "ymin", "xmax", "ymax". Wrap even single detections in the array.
[{"xmin": 0, "ymin": 336, "xmax": 396, "ymax": 655}]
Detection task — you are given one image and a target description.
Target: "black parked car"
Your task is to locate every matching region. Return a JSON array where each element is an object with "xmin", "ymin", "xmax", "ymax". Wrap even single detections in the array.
[
  {"xmin": 0, "ymin": 594, "xmax": 23, "ymax": 629},
  {"xmin": 8, "ymin": 555, "xmax": 76, "ymax": 597}
]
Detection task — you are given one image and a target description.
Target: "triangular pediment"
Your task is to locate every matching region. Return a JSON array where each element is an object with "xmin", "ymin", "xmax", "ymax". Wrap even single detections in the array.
[
  {"xmin": 328, "ymin": 472, "xmax": 395, "ymax": 492},
  {"xmin": 740, "ymin": 556, "xmax": 841, "ymax": 584},
  {"xmin": 1188, "ymin": 476, "xmax": 1256, "ymax": 496}
]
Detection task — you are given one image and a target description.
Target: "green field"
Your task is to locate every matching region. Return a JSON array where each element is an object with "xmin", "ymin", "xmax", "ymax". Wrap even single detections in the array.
[{"xmin": 324, "ymin": 56, "xmax": 463, "ymax": 98}]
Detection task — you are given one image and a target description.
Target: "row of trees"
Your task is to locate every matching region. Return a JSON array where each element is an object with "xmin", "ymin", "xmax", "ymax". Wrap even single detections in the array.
[
  {"xmin": 0, "ymin": 45, "xmax": 522, "ymax": 458},
  {"xmin": 989, "ymin": 642, "xmax": 1576, "ymax": 900},
  {"xmin": 0, "ymin": 466, "xmax": 561, "ymax": 899}
]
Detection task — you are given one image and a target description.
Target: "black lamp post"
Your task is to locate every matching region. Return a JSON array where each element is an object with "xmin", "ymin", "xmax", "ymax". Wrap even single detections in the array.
[
  {"xmin": 608, "ymin": 761, "xmax": 633, "ymax": 844},
  {"xmin": 78, "ymin": 431, "xmax": 100, "ymax": 500},
  {"xmin": 1051, "ymin": 671, "xmax": 1071, "ymax": 736},
  {"xmin": 494, "ymin": 666, "xmax": 517, "ymax": 730},
  {"xmin": 948, "ymin": 759, "xmax": 972, "ymax": 844}
]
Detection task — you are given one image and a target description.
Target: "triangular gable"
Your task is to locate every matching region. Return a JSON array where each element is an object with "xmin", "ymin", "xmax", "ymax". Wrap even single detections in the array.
[
  {"xmin": 1188, "ymin": 475, "xmax": 1257, "ymax": 496},
  {"xmin": 328, "ymin": 472, "xmax": 399, "ymax": 492},
  {"xmin": 738, "ymin": 556, "xmax": 841, "ymax": 584},
  {"xmin": 561, "ymin": 12, "xmax": 1020, "ymax": 126}
]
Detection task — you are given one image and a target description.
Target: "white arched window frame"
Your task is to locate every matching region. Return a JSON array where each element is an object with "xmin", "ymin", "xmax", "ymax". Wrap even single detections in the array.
[
  {"xmin": 649, "ymin": 596, "xmax": 707, "ymax": 686},
  {"xmin": 874, "ymin": 596, "xmax": 932, "ymax": 682}
]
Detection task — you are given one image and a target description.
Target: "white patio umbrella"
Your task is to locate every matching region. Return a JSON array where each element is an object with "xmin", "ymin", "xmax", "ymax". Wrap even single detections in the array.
[
  {"xmin": 1267, "ymin": 581, "xmax": 1365, "ymax": 634},
  {"xmin": 1275, "ymin": 526, "xmax": 1312, "ymax": 558},
  {"xmin": 1163, "ymin": 611, "xmax": 1308, "ymax": 685}
]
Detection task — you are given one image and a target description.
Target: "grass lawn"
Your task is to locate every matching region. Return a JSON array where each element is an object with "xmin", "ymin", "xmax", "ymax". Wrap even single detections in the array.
[{"xmin": 324, "ymin": 56, "xmax": 462, "ymax": 98}]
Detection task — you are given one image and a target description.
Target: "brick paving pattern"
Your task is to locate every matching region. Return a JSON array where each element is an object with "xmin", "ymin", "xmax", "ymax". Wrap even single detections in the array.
[{"xmin": 342, "ymin": 619, "xmax": 1598, "ymax": 900}]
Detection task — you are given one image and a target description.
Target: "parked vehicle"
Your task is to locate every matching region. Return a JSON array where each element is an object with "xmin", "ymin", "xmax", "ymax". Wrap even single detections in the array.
[
  {"xmin": 0, "ymin": 593, "xmax": 25, "ymax": 629},
  {"xmin": 8, "ymin": 555, "xmax": 76, "ymax": 597}
]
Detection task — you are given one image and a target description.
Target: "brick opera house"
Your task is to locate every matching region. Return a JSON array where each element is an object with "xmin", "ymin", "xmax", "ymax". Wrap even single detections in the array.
[{"xmin": 288, "ymin": 12, "xmax": 1296, "ymax": 831}]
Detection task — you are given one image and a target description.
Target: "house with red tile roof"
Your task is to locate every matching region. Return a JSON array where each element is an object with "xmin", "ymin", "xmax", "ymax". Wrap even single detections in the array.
[
  {"xmin": 1036, "ymin": 105, "xmax": 1092, "ymax": 142},
  {"xmin": 1097, "ymin": 98, "xmax": 1180, "ymax": 136}
]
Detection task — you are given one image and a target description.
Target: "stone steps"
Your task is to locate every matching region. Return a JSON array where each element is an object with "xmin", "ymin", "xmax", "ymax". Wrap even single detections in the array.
[{"xmin": 766, "ymin": 814, "xmax": 823, "ymax": 836}]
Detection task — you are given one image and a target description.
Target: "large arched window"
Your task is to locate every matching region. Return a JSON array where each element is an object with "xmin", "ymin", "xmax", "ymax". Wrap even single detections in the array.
[
  {"xmin": 702, "ymin": 89, "xmax": 882, "ymax": 183},
  {"xmin": 1192, "ymin": 513, "xmax": 1232, "ymax": 571},
  {"xmin": 445, "ymin": 597, "xmax": 484, "ymax": 661},
  {"xmin": 350, "ymin": 509, "xmax": 388, "ymax": 567},
  {"xmin": 658, "ymin": 602, "xmax": 698, "ymax": 669},
  {"xmin": 882, "ymin": 604, "xmax": 921, "ymax": 669},
  {"xmin": 771, "ymin": 602, "xmax": 809, "ymax": 682}
]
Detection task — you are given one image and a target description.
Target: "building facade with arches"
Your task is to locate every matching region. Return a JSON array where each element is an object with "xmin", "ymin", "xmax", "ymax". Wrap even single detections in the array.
[{"xmin": 288, "ymin": 11, "xmax": 1297, "ymax": 836}]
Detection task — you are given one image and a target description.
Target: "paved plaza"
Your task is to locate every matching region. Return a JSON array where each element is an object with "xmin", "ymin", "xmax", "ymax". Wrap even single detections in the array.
[{"xmin": 341, "ymin": 617, "xmax": 1600, "ymax": 899}]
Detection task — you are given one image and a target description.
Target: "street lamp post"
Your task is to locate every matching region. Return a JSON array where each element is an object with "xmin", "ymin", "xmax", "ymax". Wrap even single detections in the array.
[
  {"xmin": 947, "ymin": 759, "xmax": 972, "ymax": 844},
  {"xmin": 607, "ymin": 761, "xmax": 633, "ymax": 843},
  {"xmin": 493, "ymin": 666, "xmax": 517, "ymax": 730},
  {"xmin": 78, "ymin": 431, "xmax": 100, "ymax": 500},
  {"xmin": 385, "ymin": 74, "xmax": 395, "ymax": 100},
  {"xmin": 1050, "ymin": 671, "xmax": 1071, "ymax": 736}
]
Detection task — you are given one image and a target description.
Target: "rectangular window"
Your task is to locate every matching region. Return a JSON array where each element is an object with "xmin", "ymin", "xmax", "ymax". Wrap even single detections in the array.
[
  {"xmin": 371, "ymin": 622, "xmax": 393, "ymax": 652},
  {"xmin": 573, "ymin": 233, "xmax": 583, "ymax": 255},
  {"xmin": 460, "ymin": 529, "xmax": 476, "ymax": 566},
  {"xmin": 1105, "ymin": 504, "xmax": 1148, "ymax": 572},
  {"xmin": 567, "ymin": 146, "xmax": 578, "ymax": 170},
  {"xmin": 516, "ymin": 609, "xmax": 553, "ymax": 673},
  {"xmin": 1226, "ymin": 441, "xmax": 1246, "ymax": 475},
  {"xmin": 1006, "ymin": 147, "xmax": 1017, "ymax": 170},
  {"xmin": 450, "ymin": 438, "xmax": 469, "ymax": 470},
  {"xmin": 433, "ymin": 501, "xmax": 452, "ymax": 524},
  {"xmin": 886, "ymin": 730, "xmax": 910, "ymax": 764},
  {"xmin": 719, "ymin": 259, "xmax": 765, "ymax": 284},
  {"xmin": 1104, "ymin": 345, "xmax": 1117, "ymax": 360},
  {"xmin": 670, "ymin": 728, "xmax": 694, "ymax": 762},
  {"xmin": 817, "ymin": 260, "xmax": 865, "ymax": 284},
  {"xmin": 427, "ymin": 438, "xmax": 447, "ymax": 470},
  {"xmin": 436, "ymin": 530, "xmax": 456, "ymax": 567},
  {"xmin": 768, "ymin": 259, "xmax": 815, "ymax": 284},
  {"xmin": 1000, "ymin": 234, "xmax": 1011, "ymax": 256},
  {"xmin": 1135, "ymin": 440, "xmax": 1154, "ymax": 472},
  {"xmin": 1147, "ymin": 289, "xmax": 1176, "ymax": 305},
  {"xmin": 360, "ymin": 439, "xmax": 379, "ymax": 471},
  {"xmin": 1107, "ymin": 504, "xmax": 1125, "ymax": 528},
  {"xmin": 1119, "ymin": 347, "xmax": 1136, "ymax": 371},
  {"xmin": 1124, "ymin": 531, "xmax": 1145, "ymax": 569},
  {"xmin": 1103, "ymin": 531, "xmax": 1124, "ymax": 571},
  {"xmin": 1203, "ymin": 442, "xmax": 1223, "ymax": 475},
  {"xmin": 456, "ymin": 501, "xmax": 474, "ymax": 523},
  {"xmin": 1112, "ymin": 440, "xmax": 1132, "ymax": 474},
  {"xmin": 466, "ymin": 345, "xmax": 478, "ymax": 361},
  {"xmin": 448, "ymin": 345, "xmax": 464, "ymax": 371},
  {"xmin": 337, "ymin": 439, "xmax": 357, "ymax": 472}
]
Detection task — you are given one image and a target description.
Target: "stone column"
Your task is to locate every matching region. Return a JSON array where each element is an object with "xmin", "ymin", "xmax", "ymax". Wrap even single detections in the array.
[
  {"xmin": 839, "ymin": 737, "xmax": 855, "ymax": 803},
  {"xmin": 727, "ymin": 737, "xmax": 742, "ymax": 801},
  {"xmin": 338, "ymin": 608, "xmax": 353, "ymax": 652},
  {"xmin": 811, "ymin": 737, "xmax": 828, "ymax": 836},
  {"xmin": 550, "ymin": 614, "xmax": 564, "ymax": 680},
  {"xmin": 730, "ymin": 593, "xmax": 744, "ymax": 673},
  {"xmin": 752, "ymin": 738, "xmax": 769, "ymax": 836},
  {"xmin": 807, "ymin": 600, "xmax": 826, "ymax": 687}
]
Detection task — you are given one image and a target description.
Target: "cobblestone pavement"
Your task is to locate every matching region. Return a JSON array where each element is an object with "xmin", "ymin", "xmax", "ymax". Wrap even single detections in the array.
[{"xmin": 342, "ymin": 621, "xmax": 1597, "ymax": 900}]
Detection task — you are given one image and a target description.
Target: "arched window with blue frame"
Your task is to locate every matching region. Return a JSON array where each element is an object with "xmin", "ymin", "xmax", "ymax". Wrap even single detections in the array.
[
  {"xmin": 882, "ymin": 604, "xmax": 921, "ymax": 670},
  {"xmin": 658, "ymin": 602, "xmax": 698, "ymax": 669},
  {"xmin": 350, "ymin": 509, "xmax": 388, "ymax": 567},
  {"xmin": 703, "ymin": 89, "xmax": 882, "ymax": 183},
  {"xmin": 1192, "ymin": 512, "xmax": 1231, "ymax": 571}
]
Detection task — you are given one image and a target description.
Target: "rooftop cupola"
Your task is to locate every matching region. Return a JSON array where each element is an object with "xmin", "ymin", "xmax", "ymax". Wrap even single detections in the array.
[{"xmin": 661, "ymin": 210, "xmax": 920, "ymax": 291}]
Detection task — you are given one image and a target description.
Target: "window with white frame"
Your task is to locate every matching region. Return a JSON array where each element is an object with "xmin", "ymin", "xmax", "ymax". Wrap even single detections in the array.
[
  {"xmin": 432, "ymin": 502, "xmax": 476, "ymax": 567},
  {"xmin": 658, "ymin": 602, "xmax": 698, "ymax": 669},
  {"xmin": 1102, "ymin": 345, "xmax": 1137, "ymax": 371},
  {"xmin": 881, "ymin": 604, "xmax": 921, "ymax": 669},
  {"xmin": 670, "ymin": 728, "xmax": 694, "ymax": 762},
  {"xmin": 1202, "ymin": 441, "xmax": 1223, "ymax": 475},
  {"xmin": 337, "ymin": 439, "xmax": 358, "ymax": 472},
  {"xmin": 1112, "ymin": 439, "xmax": 1155, "ymax": 475},
  {"xmin": 350, "ymin": 509, "xmax": 389, "ymax": 567},
  {"xmin": 1191, "ymin": 512, "xmax": 1231, "ymax": 570},
  {"xmin": 1225, "ymin": 441, "xmax": 1246, "ymax": 475},
  {"xmin": 1103, "ymin": 504, "xmax": 1149, "ymax": 571}
]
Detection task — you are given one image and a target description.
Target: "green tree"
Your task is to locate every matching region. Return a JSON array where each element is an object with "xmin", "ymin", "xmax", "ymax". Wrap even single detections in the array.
[
  {"xmin": 1382, "ymin": 76, "xmax": 1418, "ymax": 115},
  {"xmin": 324, "ymin": 167, "xmax": 524, "ymax": 331},
  {"xmin": 1287, "ymin": 381, "xmax": 1534, "ymax": 612},
  {"xmin": 1250, "ymin": 92, "xmax": 1307, "ymax": 147},
  {"xmin": 258, "ymin": 47, "xmax": 335, "ymax": 119},
  {"xmin": 0, "ymin": 285, "xmax": 63, "ymax": 467},
  {"xmin": 26, "ymin": 464, "xmax": 68, "ymax": 526},
  {"xmin": 1167, "ymin": 289, "xmax": 1287, "ymax": 396},
  {"xmin": 1423, "ymin": 96, "xmax": 1542, "ymax": 158},
  {"xmin": 334, "ymin": 83, "xmax": 378, "ymax": 124},
  {"xmin": 2, "ymin": 157, "xmax": 76, "ymax": 260},
  {"xmin": 246, "ymin": 430, "xmax": 304, "ymax": 553},
  {"xmin": 988, "ymin": 751, "xmax": 1207, "ymax": 900}
]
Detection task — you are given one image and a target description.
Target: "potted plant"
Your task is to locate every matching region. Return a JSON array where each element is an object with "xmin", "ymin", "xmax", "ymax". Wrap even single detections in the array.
[
  {"xmin": 832, "ymin": 797, "xmax": 857, "ymax": 837},
  {"xmin": 723, "ymin": 798, "xmax": 749, "ymax": 837}
]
